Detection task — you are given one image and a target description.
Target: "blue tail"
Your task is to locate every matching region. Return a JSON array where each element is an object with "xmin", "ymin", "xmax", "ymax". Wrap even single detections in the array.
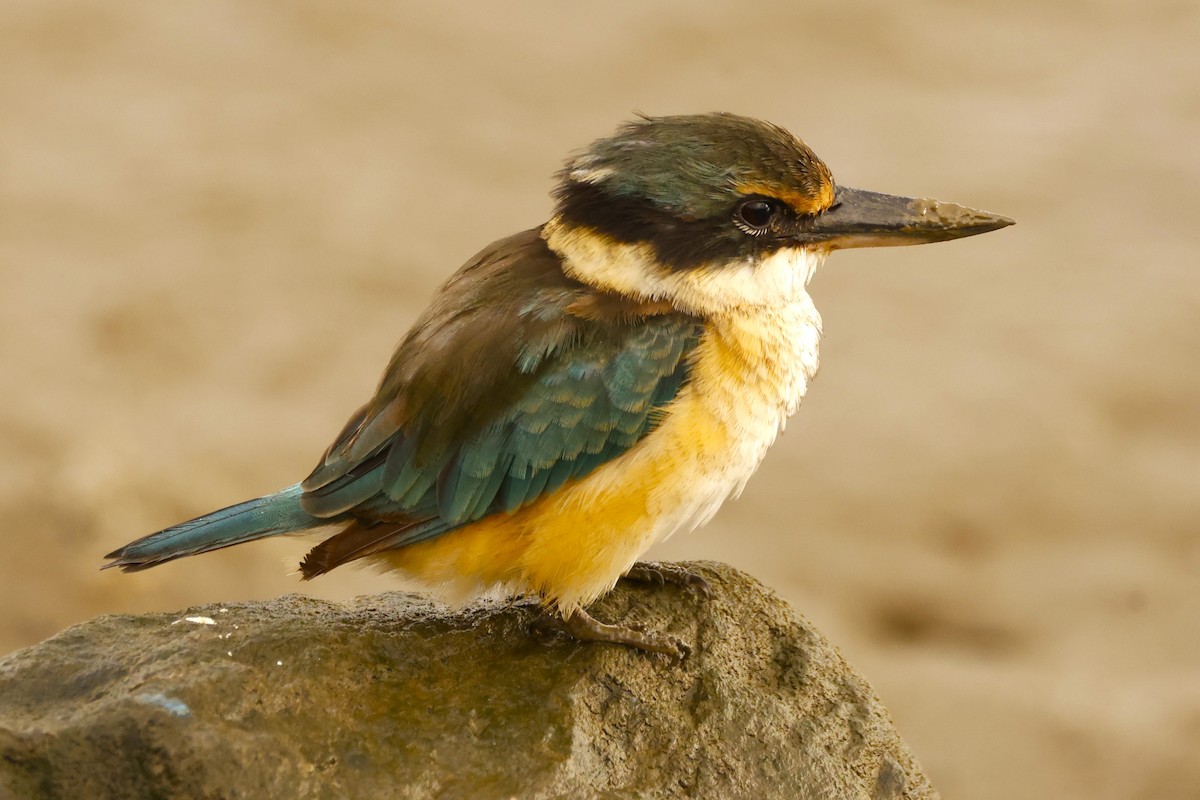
[{"xmin": 102, "ymin": 484, "xmax": 323, "ymax": 572}]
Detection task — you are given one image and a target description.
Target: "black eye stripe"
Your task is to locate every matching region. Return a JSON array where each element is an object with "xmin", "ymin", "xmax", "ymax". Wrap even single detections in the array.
[{"xmin": 555, "ymin": 180, "xmax": 800, "ymax": 270}]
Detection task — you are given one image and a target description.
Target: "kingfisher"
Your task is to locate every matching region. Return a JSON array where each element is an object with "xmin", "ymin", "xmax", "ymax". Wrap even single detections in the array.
[{"xmin": 104, "ymin": 113, "xmax": 1012, "ymax": 656}]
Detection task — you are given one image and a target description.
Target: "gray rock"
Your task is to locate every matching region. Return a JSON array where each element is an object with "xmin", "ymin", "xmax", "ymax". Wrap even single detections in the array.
[{"xmin": 0, "ymin": 562, "xmax": 938, "ymax": 799}]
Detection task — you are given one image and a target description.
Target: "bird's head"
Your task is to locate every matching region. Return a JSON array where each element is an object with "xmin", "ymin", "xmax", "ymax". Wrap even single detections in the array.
[{"xmin": 543, "ymin": 112, "xmax": 1013, "ymax": 315}]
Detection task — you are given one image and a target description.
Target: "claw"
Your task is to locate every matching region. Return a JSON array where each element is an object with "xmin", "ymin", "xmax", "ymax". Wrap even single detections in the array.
[{"xmin": 623, "ymin": 561, "xmax": 713, "ymax": 598}]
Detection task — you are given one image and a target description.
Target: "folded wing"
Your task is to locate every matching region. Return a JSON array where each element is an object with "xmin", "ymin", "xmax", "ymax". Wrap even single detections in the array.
[{"xmin": 298, "ymin": 227, "xmax": 701, "ymax": 577}]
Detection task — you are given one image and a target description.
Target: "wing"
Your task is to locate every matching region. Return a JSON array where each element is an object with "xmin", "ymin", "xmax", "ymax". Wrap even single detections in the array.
[{"xmin": 297, "ymin": 227, "xmax": 701, "ymax": 577}]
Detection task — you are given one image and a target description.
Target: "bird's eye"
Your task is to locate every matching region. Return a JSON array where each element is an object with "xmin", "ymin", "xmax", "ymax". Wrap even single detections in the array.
[{"xmin": 735, "ymin": 199, "xmax": 777, "ymax": 233}]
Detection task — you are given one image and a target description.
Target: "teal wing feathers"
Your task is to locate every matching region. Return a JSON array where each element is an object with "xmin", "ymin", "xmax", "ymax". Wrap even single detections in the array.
[{"xmin": 297, "ymin": 227, "xmax": 701, "ymax": 577}]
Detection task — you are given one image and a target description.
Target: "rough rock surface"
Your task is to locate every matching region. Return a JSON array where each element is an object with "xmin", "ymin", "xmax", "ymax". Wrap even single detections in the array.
[{"xmin": 0, "ymin": 563, "xmax": 937, "ymax": 799}]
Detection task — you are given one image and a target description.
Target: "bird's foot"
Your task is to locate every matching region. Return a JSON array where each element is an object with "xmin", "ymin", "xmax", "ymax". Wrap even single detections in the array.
[
  {"xmin": 531, "ymin": 608, "xmax": 690, "ymax": 659},
  {"xmin": 622, "ymin": 561, "xmax": 713, "ymax": 597}
]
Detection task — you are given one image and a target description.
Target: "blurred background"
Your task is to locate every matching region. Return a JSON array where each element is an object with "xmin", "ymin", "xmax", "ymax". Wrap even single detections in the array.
[{"xmin": 2, "ymin": 1, "xmax": 1198, "ymax": 797}]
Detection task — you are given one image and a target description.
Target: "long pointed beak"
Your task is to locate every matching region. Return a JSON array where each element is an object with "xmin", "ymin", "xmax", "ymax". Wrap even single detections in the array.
[{"xmin": 803, "ymin": 186, "xmax": 1014, "ymax": 250}]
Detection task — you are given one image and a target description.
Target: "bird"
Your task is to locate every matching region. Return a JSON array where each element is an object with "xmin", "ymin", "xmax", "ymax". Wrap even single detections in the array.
[{"xmin": 104, "ymin": 112, "xmax": 1013, "ymax": 657}]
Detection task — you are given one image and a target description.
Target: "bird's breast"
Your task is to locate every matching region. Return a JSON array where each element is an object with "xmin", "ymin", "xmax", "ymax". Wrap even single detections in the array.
[
  {"xmin": 541, "ymin": 297, "xmax": 821, "ymax": 567},
  {"xmin": 634, "ymin": 294, "xmax": 824, "ymax": 536},
  {"xmin": 694, "ymin": 296, "xmax": 824, "ymax": 429}
]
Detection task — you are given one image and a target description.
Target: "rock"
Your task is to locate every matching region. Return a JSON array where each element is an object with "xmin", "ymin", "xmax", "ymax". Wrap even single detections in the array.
[{"xmin": 0, "ymin": 562, "xmax": 937, "ymax": 799}]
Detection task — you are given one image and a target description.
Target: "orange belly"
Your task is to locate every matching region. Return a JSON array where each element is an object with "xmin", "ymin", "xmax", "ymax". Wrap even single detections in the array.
[
  {"xmin": 377, "ymin": 387, "xmax": 730, "ymax": 613},
  {"xmin": 376, "ymin": 304, "xmax": 820, "ymax": 613}
]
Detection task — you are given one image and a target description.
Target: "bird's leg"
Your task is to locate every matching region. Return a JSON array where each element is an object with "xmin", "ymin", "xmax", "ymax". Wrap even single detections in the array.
[
  {"xmin": 622, "ymin": 561, "xmax": 713, "ymax": 597},
  {"xmin": 530, "ymin": 607, "xmax": 690, "ymax": 658}
]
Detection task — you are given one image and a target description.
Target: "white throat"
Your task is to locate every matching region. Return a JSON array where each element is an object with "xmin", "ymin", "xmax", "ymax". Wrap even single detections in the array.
[{"xmin": 542, "ymin": 217, "xmax": 825, "ymax": 316}]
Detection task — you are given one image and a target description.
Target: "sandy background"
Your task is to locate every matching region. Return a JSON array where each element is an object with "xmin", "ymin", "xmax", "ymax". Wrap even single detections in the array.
[{"xmin": 2, "ymin": 1, "xmax": 1198, "ymax": 797}]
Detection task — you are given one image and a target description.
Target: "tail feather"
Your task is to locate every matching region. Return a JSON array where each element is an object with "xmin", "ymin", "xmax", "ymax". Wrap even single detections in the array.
[
  {"xmin": 102, "ymin": 484, "xmax": 322, "ymax": 572},
  {"xmin": 298, "ymin": 515, "xmax": 445, "ymax": 580}
]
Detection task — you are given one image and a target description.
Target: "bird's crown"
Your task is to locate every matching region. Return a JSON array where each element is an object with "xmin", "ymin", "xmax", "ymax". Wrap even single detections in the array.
[{"xmin": 559, "ymin": 112, "xmax": 835, "ymax": 218}]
